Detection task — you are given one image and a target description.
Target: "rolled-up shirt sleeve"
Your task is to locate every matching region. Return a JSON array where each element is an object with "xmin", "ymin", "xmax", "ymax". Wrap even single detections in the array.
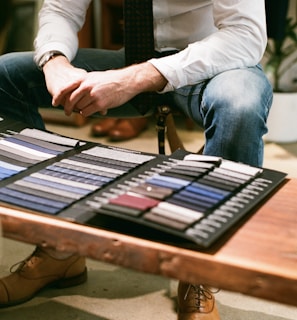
[
  {"xmin": 34, "ymin": 0, "xmax": 92, "ymax": 65},
  {"xmin": 149, "ymin": 0, "xmax": 267, "ymax": 92}
]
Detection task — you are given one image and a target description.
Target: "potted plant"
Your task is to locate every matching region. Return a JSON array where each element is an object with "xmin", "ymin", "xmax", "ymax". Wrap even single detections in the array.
[{"xmin": 264, "ymin": 0, "xmax": 297, "ymax": 143}]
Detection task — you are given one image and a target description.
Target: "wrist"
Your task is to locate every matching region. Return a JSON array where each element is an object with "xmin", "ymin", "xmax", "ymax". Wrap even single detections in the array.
[
  {"xmin": 42, "ymin": 55, "xmax": 70, "ymax": 74},
  {"xmin": 130, "ymin": 62, "xmax": 168, "ymax": 93},
  {"xmin": 38, "ymin": 51, "xmax": 66, "ymax": 70}
]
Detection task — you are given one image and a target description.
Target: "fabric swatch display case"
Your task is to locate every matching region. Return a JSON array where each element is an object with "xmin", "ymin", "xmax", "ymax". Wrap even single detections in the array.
[{"xmin": 0, "ymin": 113, "xmax": 287, "ymax": 250}]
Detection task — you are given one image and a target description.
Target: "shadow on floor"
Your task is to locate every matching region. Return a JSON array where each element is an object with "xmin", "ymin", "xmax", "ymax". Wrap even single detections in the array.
[{"xmin": 218, "ymin": 301, "xmax": 292, "ymax": 320}]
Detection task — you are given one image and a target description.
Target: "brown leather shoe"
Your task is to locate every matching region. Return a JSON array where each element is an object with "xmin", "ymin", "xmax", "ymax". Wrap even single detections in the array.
[
  {"xmin": 0, "ymin": 247, "xmax": 87, "ymax": 308},
  {"xmin": 108, "ymin": 117, "xmax": 148, "ymax": 141},
  {"xmin": 177, "ymin": 282, "xmax": 220, "ymax": 320},
  {"xmin": 91, "ymin": 118, "xmax": 118, "ymax": 137}
]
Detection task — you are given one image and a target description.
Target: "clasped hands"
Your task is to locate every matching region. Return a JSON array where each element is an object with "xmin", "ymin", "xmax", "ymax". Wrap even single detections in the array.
[{"xmin": 43, "ymin": 56, "xmax": 167, "ymax": 118}]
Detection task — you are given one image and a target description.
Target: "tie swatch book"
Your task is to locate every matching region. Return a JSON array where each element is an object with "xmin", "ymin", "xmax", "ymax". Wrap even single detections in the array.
[{"xmin": 0, "ymin": 114, "xmax": 287, "ymax": 249}]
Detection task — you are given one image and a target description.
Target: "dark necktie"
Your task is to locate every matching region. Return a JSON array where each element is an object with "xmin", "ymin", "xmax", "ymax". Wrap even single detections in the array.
[
  {"xmin": 123, "ymin": 0, "xmax": 180, "ymax": 154},
  {"xmin": 124, "ymin": 0, "xmax": 163, "ymax": 115},
  {"xmin": 124, "ymin": 0, "xmax": 155, "ymax": 66}
]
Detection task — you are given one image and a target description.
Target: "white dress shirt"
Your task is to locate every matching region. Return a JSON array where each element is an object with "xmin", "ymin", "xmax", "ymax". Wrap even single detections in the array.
[{"xmin": 34, "ymin": 0, "xmax": 267, "ymax": 92}]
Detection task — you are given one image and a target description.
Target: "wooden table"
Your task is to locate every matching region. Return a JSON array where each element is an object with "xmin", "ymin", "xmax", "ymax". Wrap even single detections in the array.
[{"xmin": 0, "ymin": 178, "xmax": 297, "ymax": 307}]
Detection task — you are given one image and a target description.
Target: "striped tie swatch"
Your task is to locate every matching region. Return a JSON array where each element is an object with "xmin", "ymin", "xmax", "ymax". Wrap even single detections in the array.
[{"xmin": 0, "ymin": 128, "xmax": 155, "ymax": 214}]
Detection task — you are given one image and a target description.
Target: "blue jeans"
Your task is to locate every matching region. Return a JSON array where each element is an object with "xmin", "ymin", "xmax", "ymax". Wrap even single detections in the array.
[{"xmin": 0, "ymin": 48, "xmax": 272, "ymax": 167}]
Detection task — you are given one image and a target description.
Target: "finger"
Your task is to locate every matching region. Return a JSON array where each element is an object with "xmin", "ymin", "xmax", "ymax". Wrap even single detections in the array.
[
  {"xmin": 63, "ymin": 87, "xmax": 91, "ymax": 115},
  {"xmin": 80, "ymin": 104, "xmax": 107, "ymax": 117},
  {"xmin": 52, "ymin": 93, "xmax": 68, "ymax": 110},
  {"xmin": 52, "ymin": 82, "xmax": 81, "ymax": 107},
  {"xmin": 64, "ymin": 91, "xmax": 92, "ymax": 116}
]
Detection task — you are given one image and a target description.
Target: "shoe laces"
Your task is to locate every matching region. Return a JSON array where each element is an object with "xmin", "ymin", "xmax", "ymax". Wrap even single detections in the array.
[
  {"xmin": 9, "ymin": 247, "xmax": 42, "ymax": 274},
  {"xmin": 183, "ymin": 284, "xmax": 219, "ymax": 309}
]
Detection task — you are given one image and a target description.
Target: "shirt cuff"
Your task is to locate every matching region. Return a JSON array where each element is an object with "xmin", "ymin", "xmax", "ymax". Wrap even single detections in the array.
[
  {"xmin": 34, "ymin": 42, "xmax": 74, "ymax": 67},
  {"xmin": 148, "ymin": 59, "xmax": 175, "ymax": 93}
]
